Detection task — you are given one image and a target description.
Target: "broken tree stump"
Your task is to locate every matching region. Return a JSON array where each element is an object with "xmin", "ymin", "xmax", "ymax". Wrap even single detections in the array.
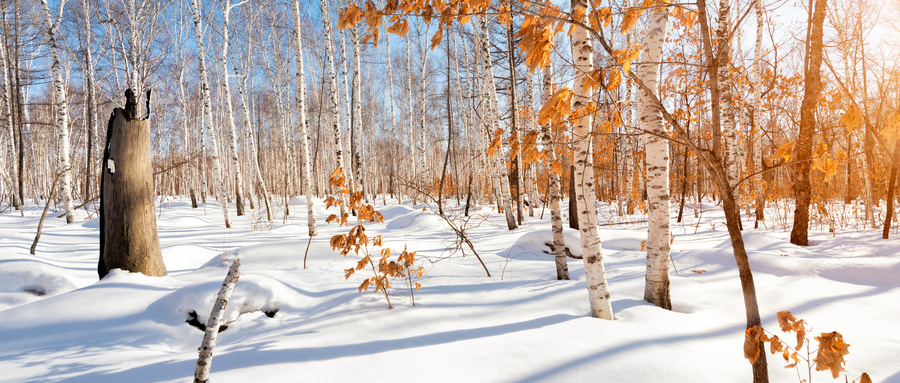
[{"xmin": 98, "ymin": 89, "xmax": 166, "ymax": 279}]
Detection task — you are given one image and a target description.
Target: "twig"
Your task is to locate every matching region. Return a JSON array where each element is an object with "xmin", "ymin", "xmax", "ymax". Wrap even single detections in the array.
[{"xmin": 31, "ymin": 169, "xmax": 68, "ymax": 255}]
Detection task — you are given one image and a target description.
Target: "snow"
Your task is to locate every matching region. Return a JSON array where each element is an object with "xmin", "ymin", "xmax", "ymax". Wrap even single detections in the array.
[{"xmin": 1, "ymin": 198, "xmax": 899, "ymax": 382}]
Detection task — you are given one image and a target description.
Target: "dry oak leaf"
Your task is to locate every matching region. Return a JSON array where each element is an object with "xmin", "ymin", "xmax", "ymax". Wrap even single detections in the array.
[{"xmin": 814, "ymin": 331, "xmax": 850, "ymax": 379}]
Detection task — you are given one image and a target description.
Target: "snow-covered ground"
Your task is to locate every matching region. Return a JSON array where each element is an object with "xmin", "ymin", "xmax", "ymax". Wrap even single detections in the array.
[{"xmin": 0, "ymin": 197, "xmax": 898, "ymax": 382}]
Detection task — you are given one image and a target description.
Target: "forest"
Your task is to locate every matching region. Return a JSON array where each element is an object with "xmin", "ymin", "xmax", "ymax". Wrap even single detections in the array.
[{"xmin": 0, "ymin": 0, "xmax": 899, "ymax": 382}]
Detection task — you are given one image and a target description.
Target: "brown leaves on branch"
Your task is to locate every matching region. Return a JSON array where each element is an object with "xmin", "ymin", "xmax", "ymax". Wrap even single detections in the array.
[{"xmin": 744, "ymin": 311, "xmax": 863, "ymax": 381}]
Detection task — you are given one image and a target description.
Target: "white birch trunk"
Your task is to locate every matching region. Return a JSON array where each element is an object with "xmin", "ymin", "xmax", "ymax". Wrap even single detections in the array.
[
  {"xmin": 717, "ymin": 0, "xmax": 739, "ymax": 189},
  {"xmin": 229, "ymin": 13, "xmax": 271, "ymax": 221},
  {"xmin": 40, "ymin": 0, "xmax": 75, "ymax": 224},
  {"xmin": 419, "ymin": 38, "xmax": 431, "ymax": 183},
  {"xmin": 474, "ymin": 16, "xmax": 517, "ymax": 230},
  {"xmin": 384, "ymin": 30, "xmax": 400, "ymax": 202},
  {"xmin": 752, "ymin": 0, "xmax": 765, "ymax": 226},
  {"xmin": 338, "ymin": 23, "xmax": 357, "ymax": 195},
  {"xmin": 571, "ymin": 0, "xmax": 613, "ymax": 319},
  {"xmin": 190, "ymin": 0, "xmax": 232, "ymax": 228},
  {"xmin": 405, "ymin": 36, "xmax": 416, "ymax": 202},
  {"xmin": 0, "ymin": 25, "xmax": 18, "ymax": 209},
  {"xmin": 292, "ymin": 0, "xmax": 317, "ymax": 236},
  {"xmin": 350, "ymin": 24, "xmax": 367, "ymax": 199},
  {"xmin": 193, "ymin": 259, "xmax": 241, "ymax": 383},
  {"xmin": 542, "ymin": 63, "xmax": 568, "ymax": 280},
  {"xmin": 220, "ymin": 1, "xmax": 246, "ymax": 216},
  {"xmin": 638, "ymin": 4, "xmax": 672, "ymax": 310},
  {"xmin": 319, "ymin": 0, "xmax": 349, "ymax": 214}
]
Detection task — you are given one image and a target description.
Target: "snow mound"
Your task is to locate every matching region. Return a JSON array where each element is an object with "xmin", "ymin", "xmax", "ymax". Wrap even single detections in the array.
[
  {"xmin": 0, "ymin": 260, "xmax": 77, "ymax": 310},
  {"xmin": 202, "ymin": 240, "xmax": 333, "ymax": 270},
  {"xmin": 505, "ymin": 228, "xmax": 583, "ymax": 260},
  {"xmin": 385, "ymin": 210, "xmax": 448, "ymax": 231},
  {"xmin": 377, "ymin": 204, "xmax": 417, "ymax": 221},
  {"xmin": 150, "ymin": 273, "xmax": 295, "ymax": 326}
]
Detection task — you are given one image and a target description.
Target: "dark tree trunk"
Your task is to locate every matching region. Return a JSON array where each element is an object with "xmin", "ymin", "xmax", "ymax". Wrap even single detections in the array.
[
  {"xmin": 883, "ymin": 140, "xmax": 900, "ymax": 239},
  {"xmin": 568, "ymin": 164, "xmax": 579, "ymax": 230},
  {"xmin": 789, "ymin": 0, "xmax": 827, "ymax": 246},
  {"xmin": 99, "ymin": 90, "xmax": 167, "ymax": 279}
]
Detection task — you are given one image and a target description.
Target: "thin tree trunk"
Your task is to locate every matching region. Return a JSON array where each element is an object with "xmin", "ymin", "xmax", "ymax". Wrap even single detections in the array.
[
  {"xmin": 190, "ymin": 0, "xmax": 232, "ymax": 228},
  {"xmin": 541, "ymin": 62, "xmax": 568, "ymax": 280},
  {"xmin": 194, "ymin": 259, "xmax": 241, "ymax": 383},
  {"xmin": 883, "ymin": 140, "xmax": 900, "ymax": 239},
  {"xmin": 40, "ymin": 0, "xmax": 75, "ymax": 224},
  {"xmin": 219, "ymin": 0, "xmax": 246, "ymax": 216},
  {"xmin": 474, "ymin": 16, "xmax": 517, "ymax": 230},
  {"xmin": 319, "ymin": 0, "xmax": 349, "ymax": 215},
  {"xmin": 507, "ymin": 23, "xmax": 524, "ymax": 225},
  {"xmin": 752, "ymin": 0, "xmax": 766, "ymax": 227},
  {"xmin": 292, "ymin": 0, "xmax": 317, "ymax": 236}
]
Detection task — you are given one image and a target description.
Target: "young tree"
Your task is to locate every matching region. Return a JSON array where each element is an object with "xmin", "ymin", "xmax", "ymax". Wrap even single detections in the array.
[
  {"xmin": 39, "ymin": 0, "xmax": 75, "ymax": 224},
  {"xmin": 292, "ymin": 0, "xmax": 317, "ymax": 236},
  {"xmin": 189, "ymin": 0, "xmax": 232, "ymax": 228},
  {"xmin": 219, "ymin": 0, "xmax": 247, "ymax": 216},
  {"xmin": 540, "ymin": 61, "xmax": 568, "ymax": 280}
]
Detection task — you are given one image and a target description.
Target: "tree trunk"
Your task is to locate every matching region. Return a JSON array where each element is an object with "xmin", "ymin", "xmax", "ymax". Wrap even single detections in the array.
[
  {"xmin": 194, "ymin": 259, "xmax": 240, "ymax": 383},
  {"xmin": 571, "ymin": 0, "xmax": 613, "ymax": 320},
  {"xmin": 292, "ymin": 0, "xmax": 318, "ymax": 236},
  {"xmin": 639, "ymin": 3, "xmax": 672, "ymax": 310},
  {"xmin": 99, "ymin": 103, "xmax": 166, "ymax": 279},
  {"xmin": 790, "ymin": 0, "xmax": 827, "ymax": 246},
  {"xmin": 320, "ymin": 0, "xmax": 350, "ymax": 215},
  {"xmin": 541, "ymin": 62, "xmax": 569, "ymax": 280},
  {"xmin": 474, "ymin": 16, "xmax": 517, "ymax": 230},
  {"xmin": 882, "ymin": 140, "xmax": 900, "ymax": 239},
  {"xmin": 752, "ymin": 0, "xmax": 766, "ymax": 227},
  {"xmin": 219, "ymin": 0, "xmax": 246, "ymax": 217},
  {"xmin": 190, "ymin": 0, "xmax": 232, "ymax": 228},
  {"xmin": 40, "ymin": 0, "xmax": 75, "ymax": 224}
]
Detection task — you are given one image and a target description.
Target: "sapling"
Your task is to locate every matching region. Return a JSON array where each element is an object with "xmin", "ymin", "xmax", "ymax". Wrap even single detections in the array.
[{"xmin": 325, "ymin": 168, "xmax": 424, "ymax": 308}]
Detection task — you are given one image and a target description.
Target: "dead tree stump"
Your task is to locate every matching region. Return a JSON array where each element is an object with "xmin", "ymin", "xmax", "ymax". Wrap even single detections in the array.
[{"xmin": 98, "ymin": 90, "xmax": 166, "ymax": 279}]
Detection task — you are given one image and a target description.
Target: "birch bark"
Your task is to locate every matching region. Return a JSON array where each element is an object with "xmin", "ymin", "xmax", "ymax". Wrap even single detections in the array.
[
  {"xmin": 752, "ymin": 0, "xmax": 765, "ymax": 227},
  {"xmin": 190, "ymin": 0, "xmax": 232, "ymax": 228},
  {"xmin": 292, "ymin": 0, "xmax": 318, "ymax": 236},
  {"xmin": 319, "ymin": 0, "xmax": 349, "ymax": 215},
  {"xmin": 541, "ymin": 62, "xmax": 568, "ymax": 280},
  {"xmin": 638, "ymin": 3, "xmax": 672, "ymax": 310},
  {"xmin": 474, "ymin": 15, "xmax": 517, "ymax": 230},
  {"xmin": 219, "ymin": 0, "xmax": 246, "ymax": 216},
  {"xmin": 40, "ymin": 0, "xmax": 75, "ymax": 224},
  {"xmin": 571, "ymin": 0, "xmax": 612, "ymax": 319}
]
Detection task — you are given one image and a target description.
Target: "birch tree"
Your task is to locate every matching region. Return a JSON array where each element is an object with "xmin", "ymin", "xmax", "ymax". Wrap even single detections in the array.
[
  {"xmin": 190, "ymin": 0, "xmax": 232, "ymax": 228},
  {"xmin": 752, "ymin": 0, "xmax": 765, "ymax": 228},
  {"xmin": 473, "ymin": 15, "xmax": 516, "ymax": 230},
  {"xmin": 0, "ymin": 20, "xmax": 18, "ymax": 210},
  {"xmin": 219, "ymin": 0, "xmax": 247, "ymax": 216},
  {"xmin": 40, "ymin": 0, "xmax": 75, "ymax": 224},
  {"xmin": 292, "ymin": 0, "xmax": 317, "ymax": 236},
  {"xmin": 319, "ymin": 0, "xmax": 350, "ymax": 215},
  {"xmin": 638, "ymin": 2, "xmax": 672, "ymax": 310},
  {"xmin": 541, "ymin": 61, "xmax": 568, "ymax": 280},
  {"xmin": 229, "ymin": 4, "xmax": 272, "ymax": 221},
  {"xmin": 571, "ymin": 0, "xmax": 613, "ymax": 319}
]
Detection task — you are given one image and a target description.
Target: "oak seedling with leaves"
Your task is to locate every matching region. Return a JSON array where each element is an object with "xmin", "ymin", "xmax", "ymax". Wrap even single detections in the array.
[{"xmin": 325, "ymin": 167, "xmax": 424, "ymax": 309}]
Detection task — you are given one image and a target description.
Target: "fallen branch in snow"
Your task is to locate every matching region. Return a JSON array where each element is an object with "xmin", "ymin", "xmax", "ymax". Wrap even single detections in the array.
[
  {"xmin": 194, "ymin": 259, "xmax": 241, "ymax": 383},
  {"xmin": 31, "ymin": 168, "xmax": 69, "ymax": 255}
]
